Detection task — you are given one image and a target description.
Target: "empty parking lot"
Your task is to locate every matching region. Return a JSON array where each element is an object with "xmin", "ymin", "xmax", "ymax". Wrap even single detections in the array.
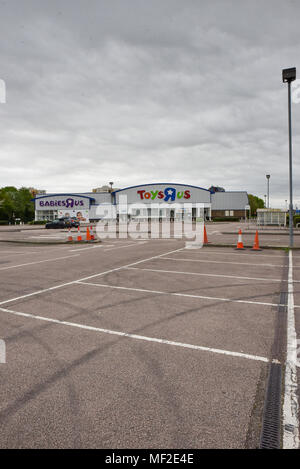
[{"xmin": 0, "ymin": 237, "xmax": 299, "ymax": 448}]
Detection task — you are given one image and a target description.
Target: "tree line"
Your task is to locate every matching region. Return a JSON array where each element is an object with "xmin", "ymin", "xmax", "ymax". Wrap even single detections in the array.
[
  {"xmin": 248, "ymin": 194, "xmax": 265, "ymax": 216},
  {"xmin": 0, "ymin": 186, "xmax": 35, "ymax": 223}
]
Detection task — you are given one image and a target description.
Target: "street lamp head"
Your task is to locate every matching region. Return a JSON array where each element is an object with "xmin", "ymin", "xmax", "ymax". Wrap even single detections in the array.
[
  {"xmin": 282, "ymin": 67, "xmax": 296, "ymax": 83},
  {"xmin": 266, "ymin": 174, "xmax": 270, "ymax": 179}
]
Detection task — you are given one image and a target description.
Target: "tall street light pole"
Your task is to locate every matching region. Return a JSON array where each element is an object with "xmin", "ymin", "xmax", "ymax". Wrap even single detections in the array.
[
  {"xmin": 282, "ymin": 67, "xmax": 296, "ymax": 248},
  {"xmin": 266, "ymin": 175, "xmax": 270, "ymax": 208}
]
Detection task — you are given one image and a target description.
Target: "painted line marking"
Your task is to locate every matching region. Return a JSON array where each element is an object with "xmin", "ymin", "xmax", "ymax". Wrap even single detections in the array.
[
  {"xmin": 283, "ymin": 250, "xmax": 300, "ymax": 449},
  {"xmin": 0, "ymin": 306, "xmax": 278, "ymax": 364},
  {"xmin": 103, "ymin": 241, "xmax": 147, "ymax": 252},
  {"xmin": 126, "ymin": 266, "xmax": 298, "ymax": 283},
  {"xmin": 76, "ymin": 280, "xmax": 291, "ymax": 308},
  {"xmin": 188, "ymin": 250, "xmax": 286, "ymax": 258},
  {"xmin": 160, "ymin": 257, "xmax": 287, "ymax": 268},
  {"xmin": 0, "ymin": 247, "xmax": 184, "ymax": 306},
  {"xmin": 0, "ymin": 254, "xmax": 80, "ymax": 271},
  {"xmin": 69, "ymin": 245, "xmax": 105, "ymax": 252}
]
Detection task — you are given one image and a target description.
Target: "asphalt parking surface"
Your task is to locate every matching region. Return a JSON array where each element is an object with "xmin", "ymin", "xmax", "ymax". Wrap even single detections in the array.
[
  {"xmin": 1, "ymin": 221, "xmax": 300, "ymax": 248},
  {"xmin": 0, "ymin": 236, "xmax": 299, "ymax": 448}
]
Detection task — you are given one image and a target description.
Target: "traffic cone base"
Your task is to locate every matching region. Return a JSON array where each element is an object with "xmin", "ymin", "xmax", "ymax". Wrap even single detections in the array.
[
  {"xmin": 86, "ymin": 226, "xmax": 91, "ymax": 241},
  {"xmin": 67, "ymin": 228, "xmax": 73, "ymax": 242},
  {"xmin": 77, "ymin": 226, "xmax": 82, "ymax": 242},
  {"xmin": 203, "ymin": 225, "xmax": 209, "ymax": 245},
  {"xmin": 235, "ymin": 229, "xmax": 245, "ymax": 250},
  {"xmin": 252, "ymin": 230, "xmax": 262, "ymax": 251}
]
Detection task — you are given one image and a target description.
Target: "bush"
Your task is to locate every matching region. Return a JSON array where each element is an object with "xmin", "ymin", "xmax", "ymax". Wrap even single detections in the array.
[
  {"xmin": 286, "ymin": 214, "xmax": 300, "ymax": 227},
  {"xmin": 28, "ymin": 220, "xmax": 48, "ymax": 225},
  {"xmin": 212, "ymin": 217, "xmax": 240, "ymax": 222},
  {"xmin": 0, "ymin": 220, "xmax": 8, "ymax": 225}
]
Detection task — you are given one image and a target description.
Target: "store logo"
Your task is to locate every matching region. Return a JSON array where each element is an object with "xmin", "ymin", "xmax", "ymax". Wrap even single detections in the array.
[
  {"xmin": 137, "ymin": 187, "xmax": 191, "ymax": 201},
  {"xmin": 39, "ymin": 198, "xmax": 85, "ymax": 208},
  {"xmin": 0, "ymin": 79, "xmax": 6, "ymax": 103}
]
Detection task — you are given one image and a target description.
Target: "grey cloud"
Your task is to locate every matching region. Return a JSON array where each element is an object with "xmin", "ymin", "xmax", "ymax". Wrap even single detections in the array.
[{"xmin": 0, "ymin": 0, "xmax": 299, "ymax": 206}]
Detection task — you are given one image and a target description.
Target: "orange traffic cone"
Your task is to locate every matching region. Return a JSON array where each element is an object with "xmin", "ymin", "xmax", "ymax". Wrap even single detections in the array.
[
  {"xmin": 252, "ymin": 230, "xmax": 262, "ymax": 251},
  {"xmin": 77, "ymin": 226, "xmax": 82, "ymax": 242},
  {"xmin": 67, "ymin": 228, "xmax": 73, "ymax": 242},
  {"xmin": 86, "ymin": 226, "xmax": 91, "ymax": 241},
  {"xmin": 203, "ymin": 225, "xmax": 209, "ymax": 245},
  {"xmin": 235, "ymin": 229, "xmax": 245, "ymax": 250},
  {"xmin": 90, "ymin": 225, "xmax": 95, "ymax": 241}
]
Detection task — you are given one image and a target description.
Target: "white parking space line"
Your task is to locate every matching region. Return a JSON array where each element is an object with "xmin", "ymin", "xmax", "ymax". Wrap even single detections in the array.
[
  {"xmin": 103, "ymin": 241, "xmax": 147, "ymax": 251},
  {"xmin": 77, "ymin": 280, "xmax": 292, "ymax": 309},
  {"xmin": 185, "ymin": 250, "xmax": 286, "ymax": 258},
  {"xmin": 126, "ymin": 266, "xmax": 298, "ymax": 283},
  {"xmin": 283, "ymin": 251, "xmax": 300, "ymax": 449},
  {"xmin": 160, "ymin": 257, "xmax": 287, "ymax": 268},
  {"xmin": 0, "ymin": 305, "xmax": 277, "ymax": 364},
  {"xmin": 0, "ymin": 254, "xmax": 80, "ymax": 271},
  {"xmin": 0, "ymin": 247, "xmax": 184, "ymax": 306},
  {"xmin": 69, "ymin": 245, "xmax": 105, "ymax": 252}
]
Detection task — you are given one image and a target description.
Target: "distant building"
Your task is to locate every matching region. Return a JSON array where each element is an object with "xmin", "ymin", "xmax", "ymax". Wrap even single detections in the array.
[
  {"xmin": 208, "ymin": 186, "xmax": 225, "ymax": 193},
  {"xmin": 92, "ymin": 185, "xmax": 120, "ymax": 193},
  {"xmin": 29, "ymin": 188, "xmax": 46, "ymax": 198},
  {"xmin": 211, "ymin": 191, "xmax": 249, "ymax": 219}
]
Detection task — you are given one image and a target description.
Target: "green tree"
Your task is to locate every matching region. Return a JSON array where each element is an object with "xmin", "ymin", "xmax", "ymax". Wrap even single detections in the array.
[
  {"xmin": 14, "ymin": 187, "xmax": 35, "ymax": 222},
  {"xmin": 0, "ymin": 186, "xmax": 35, "ymax": 223},
  {"xmin": 248, "ymin": 194, "xmax": 265, "ymax": 217},
  {"xmin": 0, "ymin": 186, "xmax": 18, "ymax": 222}
]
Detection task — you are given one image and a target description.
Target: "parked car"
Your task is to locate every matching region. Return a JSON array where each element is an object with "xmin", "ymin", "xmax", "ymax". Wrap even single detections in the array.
[
  {"xmin": 45, "ymin": 218, "xmax": 79, "ymax": 229},
  {"xmin": 59, "ymin": 217, "xmax": 80, "ymax": 227}
]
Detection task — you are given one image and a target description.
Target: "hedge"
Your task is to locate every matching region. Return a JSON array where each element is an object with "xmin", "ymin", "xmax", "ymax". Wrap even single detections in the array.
[
  {"xmin": 28, "ymin": 220, "xmax": 48, "ymax": 225},
  {"xmin": 286, "ymin": 215, "xmax": 300, "ymax": 227},
  {"xmin": 212, "ymin": 217, "xmax": 240, "ymax": 222}
]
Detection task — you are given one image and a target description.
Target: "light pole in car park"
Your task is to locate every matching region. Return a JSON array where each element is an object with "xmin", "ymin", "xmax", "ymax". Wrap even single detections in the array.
[
  {"xmin": 266, "ymin": 175, "xmax": 270, "ymax": 208},
  {"xmin": 282, "ymin": 67, "xmax": 296, "ymax": 247}
]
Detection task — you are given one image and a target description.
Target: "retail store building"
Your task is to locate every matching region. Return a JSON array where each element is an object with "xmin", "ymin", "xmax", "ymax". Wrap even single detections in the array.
[{"xmin": 32, "ymin": 183, "xmax": 249, "ymax": 222}]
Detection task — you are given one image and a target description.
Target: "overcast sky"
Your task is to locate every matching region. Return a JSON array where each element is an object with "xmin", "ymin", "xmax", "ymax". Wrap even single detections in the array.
[{"xmin": 0, "ymin": 0, "xmax": 300, "ymax": 207}]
